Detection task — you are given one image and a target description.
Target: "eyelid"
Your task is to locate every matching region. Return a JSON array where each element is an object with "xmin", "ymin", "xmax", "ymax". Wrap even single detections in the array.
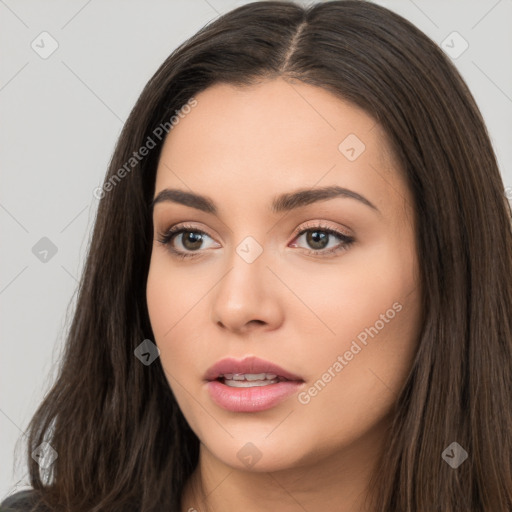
[
  {"xmin": 290, "ymin": 220, "xmax": 353, "ymax": 239},
  {"xmin": 158, "ymin": 220, "xmax": 352, "ymax": 241},
  {"xmin": 157, "ymin": 222, "xmax": 218, "ymax": 247}
]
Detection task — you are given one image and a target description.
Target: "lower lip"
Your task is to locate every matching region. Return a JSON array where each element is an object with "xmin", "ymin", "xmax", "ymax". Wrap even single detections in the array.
[{"xmin": 206, "ymin": 379, "xmax": 304, "ymax": 412}]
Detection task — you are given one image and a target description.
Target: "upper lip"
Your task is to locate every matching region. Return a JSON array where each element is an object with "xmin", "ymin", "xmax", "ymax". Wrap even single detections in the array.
[{"xmin": 204, "ymin": 356, "xmax": 304, "ymax": 382}]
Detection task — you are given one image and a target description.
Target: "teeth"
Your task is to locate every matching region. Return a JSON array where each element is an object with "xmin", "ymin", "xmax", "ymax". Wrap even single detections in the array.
[
  {"xmin": 245, "ymin": 373, "xmax": 267, "ymax": 381},
  {"xmin": 219, "ymin": 373, "xmax": 283, "ymax": 387},
  {"xmin": 224, "ymin": 379, "xmax": 279, "ymax": 388},
  {"xmin": 221, "ymin": 373, "xmax": 280, "ymax": 381}
]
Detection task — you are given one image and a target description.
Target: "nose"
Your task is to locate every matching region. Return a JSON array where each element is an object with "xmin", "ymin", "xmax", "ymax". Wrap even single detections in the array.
[{"xmin": 210, "ymin": 242, "xmax": 284, "ymax": 335}]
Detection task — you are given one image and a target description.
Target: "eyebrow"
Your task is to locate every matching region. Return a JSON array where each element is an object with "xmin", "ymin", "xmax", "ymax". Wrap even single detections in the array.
[{"xmin": 150, "ymin": 185, "xmax": 380, "ymax": 215}]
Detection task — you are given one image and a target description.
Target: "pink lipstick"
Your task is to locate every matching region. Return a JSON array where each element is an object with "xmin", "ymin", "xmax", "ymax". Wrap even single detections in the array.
[{"xmin": 204, "ymin": 356, "xmax": 304, "ymax": 412}]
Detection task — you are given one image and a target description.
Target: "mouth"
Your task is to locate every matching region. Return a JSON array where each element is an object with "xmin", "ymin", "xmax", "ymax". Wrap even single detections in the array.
[
  {"xmin": 204, "ymin": 355, "xmax": 303, "ymax": 383},
  {"xmin": 204, "ymin": 356, "xmax": 305, "ymax": 412}
]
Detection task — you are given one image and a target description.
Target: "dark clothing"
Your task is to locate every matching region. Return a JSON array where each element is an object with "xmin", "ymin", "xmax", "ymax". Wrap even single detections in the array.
[{"xmin": 0, "ymin": 490, "xmax": 43, "ymax": 512}]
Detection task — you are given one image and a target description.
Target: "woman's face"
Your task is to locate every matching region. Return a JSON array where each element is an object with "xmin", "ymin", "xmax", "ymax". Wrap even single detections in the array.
[{"xmin": 146, "ymin": 78, "xmax": 422, "ymax": 473}]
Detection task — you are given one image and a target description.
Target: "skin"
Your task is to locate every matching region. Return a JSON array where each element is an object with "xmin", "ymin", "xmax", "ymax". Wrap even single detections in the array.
[{"xmin": 146, "ymin": 77, "xmax": 422, "ymax": 512}]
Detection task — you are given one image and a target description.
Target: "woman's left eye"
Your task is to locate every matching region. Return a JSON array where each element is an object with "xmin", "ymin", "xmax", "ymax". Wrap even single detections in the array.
[
  {"xmin": 290, "ymin": 225, "xmax": 355, "ymax": 257},
  {"xmin": 157, "ymin": 223, "xmax": 354, "ymax": 259}
]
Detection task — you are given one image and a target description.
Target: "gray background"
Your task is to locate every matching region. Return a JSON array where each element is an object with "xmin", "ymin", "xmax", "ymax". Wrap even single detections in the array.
[{"xmin": 1, "ymin": 0, "xmax": 511, "ymax": 500}]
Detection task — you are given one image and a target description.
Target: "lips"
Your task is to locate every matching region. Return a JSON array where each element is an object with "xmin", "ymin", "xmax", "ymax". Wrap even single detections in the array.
[
  {"xmin": 204, "ymin": 356, "xmax": 304, "ymax": 382},
  {"xmin": 204, "ymin": 356, "xmax": 305, "ymax": 412}
]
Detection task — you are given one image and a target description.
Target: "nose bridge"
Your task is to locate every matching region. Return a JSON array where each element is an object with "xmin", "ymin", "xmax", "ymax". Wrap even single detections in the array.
[
  {"xmin": 210, "ymin": 229, "xmax": 283, "ymax": 330},
  {"xmin": 218, "ymin": 233, "xmax": 268, "ymax": 301},
  {"xmin": 234, "ymin": 234, "xmax": 266, "ymax": 266}
]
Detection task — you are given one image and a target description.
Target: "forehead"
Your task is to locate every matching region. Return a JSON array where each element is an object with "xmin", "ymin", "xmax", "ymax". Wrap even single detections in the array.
[{"xmin": 154, "ymin": 78, "xmax": 408, "ymax": 218}]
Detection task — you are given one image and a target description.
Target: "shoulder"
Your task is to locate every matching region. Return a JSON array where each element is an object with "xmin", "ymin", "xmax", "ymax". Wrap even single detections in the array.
[{"xmin": 0, "ymin": 489, "xmax": 45, "ymax": 512}]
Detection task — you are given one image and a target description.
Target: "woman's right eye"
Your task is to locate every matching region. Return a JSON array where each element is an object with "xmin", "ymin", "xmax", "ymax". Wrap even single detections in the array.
[{"xmin": 157, "ymin": 226, "xmax": 218, "ymax": 259}]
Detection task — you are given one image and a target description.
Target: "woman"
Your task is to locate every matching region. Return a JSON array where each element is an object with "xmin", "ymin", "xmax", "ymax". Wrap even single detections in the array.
[{"xmin": 2, "ymin": 1, "xmax": 511, "ymax": 511}]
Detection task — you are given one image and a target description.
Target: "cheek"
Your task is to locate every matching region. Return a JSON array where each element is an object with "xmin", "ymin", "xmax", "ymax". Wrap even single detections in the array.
[
  {"xmin": 146, "ymin": 261, "xmax": 172, "ymax": 343},
  {"xmin": 305, "ymin": 251, "xmax": 419, "ymax": 426},
  {"xmin": 146, "ymin": 254, "xmax": 217, "ymax": 393},
  {"xmin": 287, "ymin": 233, "xmax": 418, "ymax": 357},
  {"xmin": 296, "ymin": 294, "xmax": 420, "ymax": 460},
  {"xmin": 146, "ymin": 257, "xmax": 202, "ymax": 420},
  {"xmin": 146, "ymin": 256, "xmax": 194, "ymax": 371},
  {"xmin": 291, "ymin": 237, "xmax": 420, "ymax": 412},
  {"xmin": 146, "ymin": 253, "xmax": 202, "ymax": 341}
]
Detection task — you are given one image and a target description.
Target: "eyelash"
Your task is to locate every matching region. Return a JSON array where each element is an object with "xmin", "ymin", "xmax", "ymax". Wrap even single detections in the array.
[{"xmin": 156, "ymin": 222, "xmax": 355, "ymax": 260}]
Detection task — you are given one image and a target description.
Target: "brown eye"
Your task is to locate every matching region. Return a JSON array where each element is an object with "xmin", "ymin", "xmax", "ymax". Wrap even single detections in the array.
[
  {"xmin": 290, "ymin": 224, "xmax": 355, "ymax": 257},
  {"xmin": 305, "ymin": 230, "xmax": 330, "ymax": 250},
  {"xmin": 157, "ymin": 224, "xmax": 218, "ymax": 260},
  {"xmin": 178, "ymin": 231, "xmax": 205, "ymax": 251}
]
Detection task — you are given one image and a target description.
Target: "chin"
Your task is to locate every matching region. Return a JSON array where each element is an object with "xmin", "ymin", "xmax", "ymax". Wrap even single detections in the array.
[{"xmin": 201, "ymin": 433, "xmax": 316, "ymax": 474}]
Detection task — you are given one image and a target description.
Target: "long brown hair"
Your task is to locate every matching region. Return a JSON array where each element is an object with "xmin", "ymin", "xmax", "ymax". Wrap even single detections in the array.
[{"xmin": 12, "ymin": 1, "xmax": 512, "ymax": 510}]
